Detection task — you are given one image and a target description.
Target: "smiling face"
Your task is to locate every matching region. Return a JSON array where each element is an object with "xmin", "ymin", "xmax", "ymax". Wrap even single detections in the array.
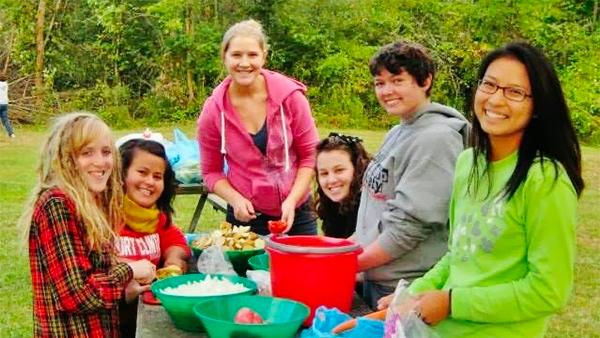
[
  {"xmin": 223, "ymin": 35, "xmax": 266, "ymax": 87},
  {"xmin": 75, "ymin": 138, "xmax": 114, "ymax": 196},
  {"xmin": 124, "ymin": 149, "xmax": 166, "ymax": 208},
  {"xmin": 317, "ymin": 149, "xmax": 355, "ymax": 203},
  {"xmin": 374, "ymin": 68, "xmax": 431, "ymax": 120},
  {"xmin": 474, "ymin": 56, "xmax": 533, "ymax": 151}
]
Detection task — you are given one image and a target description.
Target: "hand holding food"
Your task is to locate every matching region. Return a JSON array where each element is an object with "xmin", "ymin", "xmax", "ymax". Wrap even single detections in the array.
[
  {"xmin": 280, "ymin": 198, "xmax": 296, "ymax": 232},
  {"xmin": 163, "ymin": 247, "xmax": 189, "ymax": 273},
  {"xmin": 267, "ymin": 220, "xmax": 287, "ymax": 235},
  {"xmin": 156, "ymin": 265, "xmax": 183, "ymax": 280}
]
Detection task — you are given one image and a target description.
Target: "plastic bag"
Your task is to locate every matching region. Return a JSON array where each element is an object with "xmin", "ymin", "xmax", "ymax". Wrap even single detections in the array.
[
  {"xmin": 300, "ymin": 306, "xmax": 384, "ymax": 338},
  {"xmin": 169, "ymin": 128, "xmax": 202, "ymax": 184},
  {"xmin": 196, "ymin": 245, "xmax": 236, "ymax": 276},
  {"xmin": 246, "ymin": 270, "xmax": 271, "ymax": 296},
  {"xmin": 174, "ymin": 161, "xmax": 201, "ymax": 184},
  {"xmin": 384, "ymin": 280, "xmax": 440, "ymax": 338}
]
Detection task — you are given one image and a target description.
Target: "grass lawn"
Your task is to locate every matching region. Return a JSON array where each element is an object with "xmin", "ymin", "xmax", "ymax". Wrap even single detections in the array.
[{"xmin": 0, "ymin": 123, "xmax": 598, "ymax": 337}]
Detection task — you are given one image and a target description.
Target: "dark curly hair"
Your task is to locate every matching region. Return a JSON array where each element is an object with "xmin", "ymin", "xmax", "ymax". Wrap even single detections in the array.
[
  {"xmin": 369, "ymin": 41, "xmax": 435, "ymax": 96},
  {"xmin": 119, "ymin": 139, "xmax": 177, "ymax": 225},
  {"xmin": 313, "ymin": 133, "xmax": 371, "ymax": 235}
]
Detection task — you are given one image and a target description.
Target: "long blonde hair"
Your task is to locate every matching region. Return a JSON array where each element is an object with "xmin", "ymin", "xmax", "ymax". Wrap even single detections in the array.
[{"xmin": 21, "ymin": 112, "xmax": 124, "ymax": 250}]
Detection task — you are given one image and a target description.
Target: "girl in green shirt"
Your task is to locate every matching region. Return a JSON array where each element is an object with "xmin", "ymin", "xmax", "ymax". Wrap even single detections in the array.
[{"xmin": 382, "ymin": 42, "xmax": 585, "ymax": 338}]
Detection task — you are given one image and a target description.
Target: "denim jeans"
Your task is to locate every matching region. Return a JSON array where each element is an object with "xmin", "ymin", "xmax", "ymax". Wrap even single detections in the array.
[
  {"xmin": 226, "ymin": 198, "xmax": 317, "ymax": 236},
  {"xmin": 362, "ymin": 279, "xmax": 397, "ymax": 310},
  {"xmin": 0, "ymin": 104, "xmax": 14, "ymax": 136}
]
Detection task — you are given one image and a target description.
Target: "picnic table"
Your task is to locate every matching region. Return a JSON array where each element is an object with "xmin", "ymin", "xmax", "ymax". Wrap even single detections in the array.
[
  {"xmin": 135, "ymin": 292, "xmax": 372, "ymax": 338},
  {"xmin": 175, "ymin": 183, "xmax": 227, "ymax": 233}
]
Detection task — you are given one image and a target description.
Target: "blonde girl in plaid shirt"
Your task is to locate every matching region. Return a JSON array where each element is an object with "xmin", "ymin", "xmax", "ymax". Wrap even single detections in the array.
[{"xmin": 21, "ymin": 112, "xmax": 156, "ymax": 337}]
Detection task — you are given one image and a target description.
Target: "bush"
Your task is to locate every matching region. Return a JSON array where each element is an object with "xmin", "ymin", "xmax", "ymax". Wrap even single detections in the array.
[
  {"xmin": 4, "ymin": 0, "xmax": 599, "ymax": 143},
  {"xmin": 57, "ymin": 83, "xmax": 132, "ymax": 127}
]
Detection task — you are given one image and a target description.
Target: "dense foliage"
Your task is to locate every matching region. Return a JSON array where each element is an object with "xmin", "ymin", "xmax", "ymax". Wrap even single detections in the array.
[{"xmin": 0, "ymin": 0, "xmax": 598, "ymax": 140}]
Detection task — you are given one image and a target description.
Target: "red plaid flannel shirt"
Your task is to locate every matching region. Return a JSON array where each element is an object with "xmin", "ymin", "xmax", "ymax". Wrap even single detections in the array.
[{"xmin": 29, "ymin": 188, "xmax": 132, "ymax": 337}]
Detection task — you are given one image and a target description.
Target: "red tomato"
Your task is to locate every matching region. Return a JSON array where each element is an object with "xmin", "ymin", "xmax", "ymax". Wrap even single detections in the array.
[
  {"xmin": 234, "ymin": 307, "xmax": 264, "ymax": 324},
  {"xmin": 268, "ymin": 220, "xmax": 287, "ymax": 234}
]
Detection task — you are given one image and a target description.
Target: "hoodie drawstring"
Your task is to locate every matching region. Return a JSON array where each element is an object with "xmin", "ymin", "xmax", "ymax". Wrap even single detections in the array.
[
  {"xmin": 220, "ymin": 110, "xmax": 226, "ymax": 155},
  {"xmin": 280, "ymin": 105, "xmax": 290, "ymax": 172}
]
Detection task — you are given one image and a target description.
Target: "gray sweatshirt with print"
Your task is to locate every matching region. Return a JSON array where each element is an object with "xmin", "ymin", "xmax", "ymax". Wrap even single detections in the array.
[{"xmin": 354, "ymin": 102, "xmax": 469, "ymax": 288}]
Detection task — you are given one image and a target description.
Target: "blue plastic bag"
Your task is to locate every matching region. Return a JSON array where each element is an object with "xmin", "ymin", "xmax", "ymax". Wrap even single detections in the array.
[
  {"xmin": 300, "ymin": 306, "xmax": 384, "ymax": 338},
  {"xmin": 164, "ymin": 144, "xmax": 180, "ymax": 169},
  {"xmin": 169, "ymin": 128, "xmax": 202, "ymax": 184}
]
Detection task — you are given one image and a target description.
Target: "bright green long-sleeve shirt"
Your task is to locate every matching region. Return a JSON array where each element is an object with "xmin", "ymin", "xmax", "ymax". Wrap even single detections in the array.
[{"xmin": 409, "ymin": 149, "xmax": 577, "ymax": 338}]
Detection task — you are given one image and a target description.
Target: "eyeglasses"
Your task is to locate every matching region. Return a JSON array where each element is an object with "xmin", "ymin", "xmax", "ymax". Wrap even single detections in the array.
[{"xmin": 477, "ymin": 79, "xmax": 532, "ymax": 102}]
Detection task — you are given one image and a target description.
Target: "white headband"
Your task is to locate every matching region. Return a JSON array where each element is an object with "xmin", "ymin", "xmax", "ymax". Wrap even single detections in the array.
[{"xmin": 115, "ymin": 128, "xmax": 167, "ymax": 149}]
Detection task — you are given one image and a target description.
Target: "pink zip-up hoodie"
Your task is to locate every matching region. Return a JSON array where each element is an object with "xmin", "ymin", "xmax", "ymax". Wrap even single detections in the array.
[{"xmin": 197, "ymin": 69, "xmax": 319, "ymax": 217}]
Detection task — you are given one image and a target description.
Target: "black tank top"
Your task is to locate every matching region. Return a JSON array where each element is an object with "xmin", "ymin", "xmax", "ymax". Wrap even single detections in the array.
[{"xmin": 250, "ymin": 122, "xmax": 268, "ymax": 155}]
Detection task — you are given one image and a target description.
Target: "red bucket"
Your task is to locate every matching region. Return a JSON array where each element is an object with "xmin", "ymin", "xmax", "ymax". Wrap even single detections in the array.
[{"xmin": 265, "ymin": 235, "xmax": 362, "ymax": 325}]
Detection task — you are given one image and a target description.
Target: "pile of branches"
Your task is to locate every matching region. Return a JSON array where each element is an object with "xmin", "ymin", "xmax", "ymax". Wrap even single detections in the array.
[{"xmin": 5, "ymin": 73, "xmax": 39, "ymax": 124}]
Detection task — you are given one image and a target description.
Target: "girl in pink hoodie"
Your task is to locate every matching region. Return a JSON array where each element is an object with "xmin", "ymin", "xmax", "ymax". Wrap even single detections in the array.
[{"xmin": 197, "ymin": 19, "xmax": 319, "ymax": 235}]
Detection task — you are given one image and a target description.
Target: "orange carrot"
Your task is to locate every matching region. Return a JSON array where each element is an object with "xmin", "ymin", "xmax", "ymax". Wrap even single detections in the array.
[{"xmin": 331, "ymin": 309, "xmax": 387, "ymax": 334}]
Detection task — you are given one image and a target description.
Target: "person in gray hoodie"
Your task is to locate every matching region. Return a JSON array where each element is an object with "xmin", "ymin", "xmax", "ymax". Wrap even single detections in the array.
[{"xmin": 354, "ymin": 41, "xmax": 469, "ymax": 308}]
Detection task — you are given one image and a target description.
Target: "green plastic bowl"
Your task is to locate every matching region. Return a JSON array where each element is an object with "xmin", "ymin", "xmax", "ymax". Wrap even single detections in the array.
[
  {"xmin": 248, "ymin": 253, "xmax": 270, "ymax": 271},
  {"xmin": 188, "ymin": 233, "xmax": 264, "ymax": 276},
  {"xmin": 226, "ymin": 248, "xmax": 265, "ymax": 276},
  {"xmin": 193, "ymin": 295, "xmax": 310, "ymax": 338},
  {"xmin": 151, "ymin": 273, "xmax": 257, "ymax": 332}
]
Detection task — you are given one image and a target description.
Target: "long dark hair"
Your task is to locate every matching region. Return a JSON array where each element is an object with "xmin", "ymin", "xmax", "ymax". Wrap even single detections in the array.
[
  {"xmin": 469, "ymin": 41, "xmax": 584, "ymax": 199},
  {"xmin": 314, "ymin": 133, "xmax": 371, "ymax": 232},
  {"xmin": 119, "ymin": 139, "xmax": 177, "ymax": 224}
]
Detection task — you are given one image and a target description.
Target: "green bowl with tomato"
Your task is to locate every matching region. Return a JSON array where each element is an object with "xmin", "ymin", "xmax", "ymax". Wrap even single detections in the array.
[{"xmin": 193, "ymin": 295, "xmax": 309, "ymax": 338}]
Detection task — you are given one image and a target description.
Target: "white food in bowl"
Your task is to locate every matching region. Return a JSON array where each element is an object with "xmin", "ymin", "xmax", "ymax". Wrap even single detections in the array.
[{"xmin": 160, "ymin": 275, "xmax": 249, "ymax": 297}]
